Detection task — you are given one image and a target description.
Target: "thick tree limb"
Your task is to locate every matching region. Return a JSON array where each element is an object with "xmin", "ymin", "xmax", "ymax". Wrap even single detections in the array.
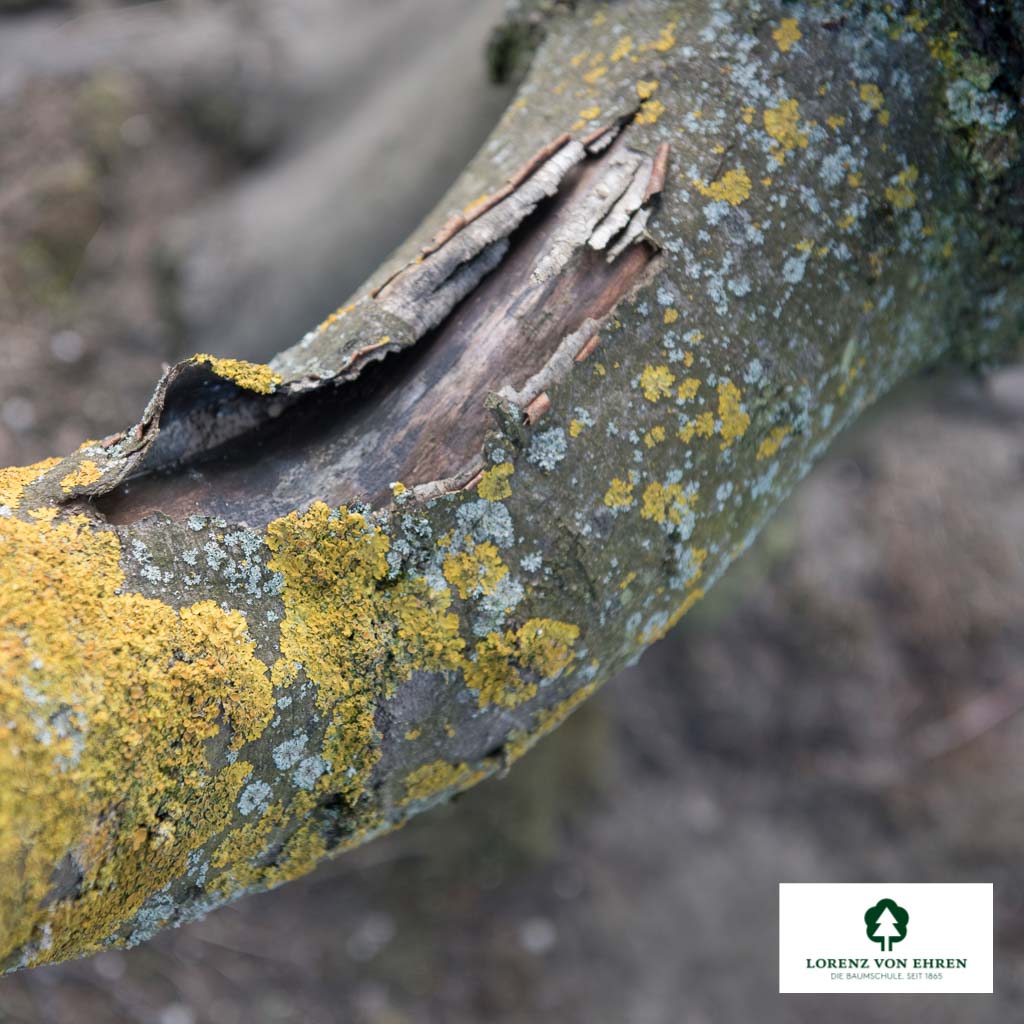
[{"xmin": 1, "ymin": 0, "xmax": 1022, "ymax": 971}]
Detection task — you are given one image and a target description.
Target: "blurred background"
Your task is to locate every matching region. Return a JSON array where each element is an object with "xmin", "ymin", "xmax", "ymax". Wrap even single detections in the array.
[{"xmin": 2, "ymin": 2, "xmax": 1024, "ymax": 1021}]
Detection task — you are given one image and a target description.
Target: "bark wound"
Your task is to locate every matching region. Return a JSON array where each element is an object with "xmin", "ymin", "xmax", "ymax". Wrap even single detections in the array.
[{"xmin": 99, "ymin": 129, "xmax": 664, "ymax": 527}]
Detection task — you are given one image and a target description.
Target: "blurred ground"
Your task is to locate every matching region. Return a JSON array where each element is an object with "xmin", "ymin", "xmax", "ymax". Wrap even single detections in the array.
[
  {"xmin": 2, "ymin": 3, "xmax": 1024, "ymax": 1022},
  {"xmin": 0, "ymin": 0, "xmax": 512, "ymax": 465}
]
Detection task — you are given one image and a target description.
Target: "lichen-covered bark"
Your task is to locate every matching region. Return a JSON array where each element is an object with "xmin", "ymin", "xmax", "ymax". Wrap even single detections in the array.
[{"xmin": 1, "ymin": 0, "xmax": 1021, "ymax": 972}]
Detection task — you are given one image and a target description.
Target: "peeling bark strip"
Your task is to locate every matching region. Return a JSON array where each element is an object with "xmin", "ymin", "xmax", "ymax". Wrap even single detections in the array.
[
  {"xmin": 1, "ymin": 0, "xmax": 1022, "ymax": 972},
  {"xmin": 375, "ymin": 137, "xmax": 587, "ymax": 335},
  {"xmin": 411, "ymin": 131, "xmax": 575, "ymax": 260}
]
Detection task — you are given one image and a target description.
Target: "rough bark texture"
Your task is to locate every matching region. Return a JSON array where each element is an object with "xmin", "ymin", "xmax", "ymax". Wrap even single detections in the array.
[{"xmin": 0, "ymin": 0, "xmax": 1021, "ymax": 972}]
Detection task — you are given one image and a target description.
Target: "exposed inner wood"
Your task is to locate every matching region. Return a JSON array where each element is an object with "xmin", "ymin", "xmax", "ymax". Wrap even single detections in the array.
[{"xmin": 98, "ymin": 134, "xmax": 660, "ymax": 528}]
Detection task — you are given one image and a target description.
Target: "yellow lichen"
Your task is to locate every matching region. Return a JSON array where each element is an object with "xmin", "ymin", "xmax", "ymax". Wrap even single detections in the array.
[
  {"xmin": 643, "ymin": 425, "xmax": 666, "ymax": 449},
  {"xmin": 635, "ymin": 98, "xmax": 666, "ymax": 125},
  {"xmin": 717, "ymin": 380, "xmax": 750, "ymax": 448},
  {"xmin": 932, "ymin": 32, "xmax": 959, "ymax": 68},
  {"xmin": 0, "ymin": 458, "xmax": 61, "ymax": 510},
  {"xmin": 578, "ymin": 105, "xmax": 602, "ymax": 121},
  {"xmin": 640, "ymin": 364, "xmax": 676, "ymax": 402},
  {"xmin": 266, "ymin": 503, "xmax": 465, "ymax": 813},
  {"xmin": 640, "ymin": 481, "xmax": 693, "ymax": 525},
  {"xmin": 504, "ymin": 682, "xmax": 598, "ymax": 766},
  {"xmin": 569, "ymin": 419, "xmax": 586, "ymax": 438},
  {"xmin": 636, "ymin": 79, "xmax": 659, "ymax": 100},
  {"xmin": 59, "ymin": 460, "xmax": 103, "ymax": 492},
  {"xmin": 756, "ymin": 425, "xmax": 791, "ymax": 460},
  {"xmin": 641, "ymin": 588, "xmax": 705, "ymax": 643},
  {"xmin": 0, "ymin": 513, "xmax": 273, "ymax": 963},
  {"xmin": 467, "ymin": 619, "xmax": 580, "ymax": 710},
  {"xmin": 679, "ymin": 412, "xmax": 715, "ymax": 443},
  {"xmin": 610, "ymin": 36, "xmax": 634, "ymax": 62},
  {"xmin": 209, "ymin": 790, "xmax": 325, "ymax": 897},
  {"xmin": 194, "ymin": 355, "xmax": 282, "ymax": 394},
  {"xmin": 692, "ymin": 168, "xmax": 752, "ymax": 205},
  {"xmin": 858, "ymin": 82, "xmax": 885, "ymax": 111},
  {"xmin": 317, "ymin": 302, "xmax": 356, "ymax": 333},
  {"xmin": 764, "ymin": 99, "xmax": 808, "ymax": 163},
  {"xmin": 603, "ymin": 478, "xmax": 634, "ymax": 509},
  {"xmin": 885, "ymin": 165, "xmax": 919, "ymax": 209},
  {"xmin": 772, "ymin": 18, "xmax": 801, "ymax": 53},
  {"xmin": 478, "ymin": 463, "xmax": 514, "ymax": 501},
  {"xmin": 403, "ymin": 760, "xmax": 490, "ymax": 803},
  {"xmin": 663, "ymin": 307, "xmax": 679, "ymax": 324},
  {"xmin": 644, "ymin": 21, "xmax": 677, "ymax": 52},
  {"xmin": 442, "ymin": 541, "xmax": 509, "ymax": 600},
  {"xmin": 677, "ymin": 378, "xmax": 700, "ymax": 401}
]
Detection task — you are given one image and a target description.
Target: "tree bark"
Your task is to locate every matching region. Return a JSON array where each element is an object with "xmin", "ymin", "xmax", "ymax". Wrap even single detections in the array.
[{"xmin": 0, "ymin": 0, "xmax": 1021, "ymax": 971}]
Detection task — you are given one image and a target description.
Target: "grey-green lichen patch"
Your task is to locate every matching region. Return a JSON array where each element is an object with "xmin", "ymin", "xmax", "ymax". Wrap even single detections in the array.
[{"xmin": 526, "ymin": 427, "xmax": 568, "ymax": 470}]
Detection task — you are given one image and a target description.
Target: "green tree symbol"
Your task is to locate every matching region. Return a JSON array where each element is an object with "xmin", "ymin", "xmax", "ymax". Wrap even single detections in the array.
[{"xmin": 865, "ymin": 898, "xmax": 909, "ymax": 952}]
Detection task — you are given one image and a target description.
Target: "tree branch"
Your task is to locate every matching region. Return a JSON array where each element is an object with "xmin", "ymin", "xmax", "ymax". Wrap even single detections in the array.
[{"xmin": 1, "ymin": 0, "xmax": 1021, "ymax": 971}]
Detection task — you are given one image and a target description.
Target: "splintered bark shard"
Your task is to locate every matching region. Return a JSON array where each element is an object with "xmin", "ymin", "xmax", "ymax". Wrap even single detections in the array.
[
  {"xmin": 588, "ymin": 151, "xmax": 655, "ymax": 253},
  {"xmin": 531, "ymin": 146, "xmax": 648, "ymax": 283},
  {"xmin": 376, "ymin": 139, "xmax": 586, "ymax": 335}
]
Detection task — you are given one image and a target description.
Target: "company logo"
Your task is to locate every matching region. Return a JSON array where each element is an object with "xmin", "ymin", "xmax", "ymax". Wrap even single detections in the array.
[
  {"xmin": 864, "ymin": 897, "xmax": 909, "ymax": 952},
  {"xmin": 779, "ymin": 883, "xmax": 993, "ymax": 993}
]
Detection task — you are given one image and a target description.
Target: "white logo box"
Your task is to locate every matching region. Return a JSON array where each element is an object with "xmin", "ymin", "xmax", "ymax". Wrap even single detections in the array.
[{"xmin": 779, "ymin": 883, "xmax": 993, "ymax": 994}]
